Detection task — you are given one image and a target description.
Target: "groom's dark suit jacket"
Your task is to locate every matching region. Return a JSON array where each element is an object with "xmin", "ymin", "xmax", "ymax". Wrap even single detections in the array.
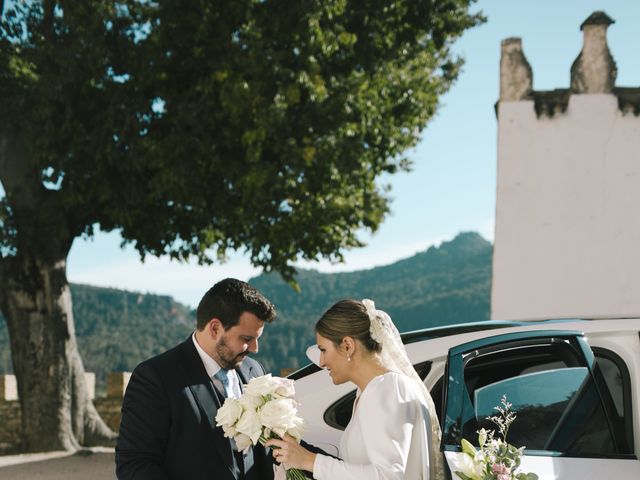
[{"xmin": 115, "ymin": 337, "xmax": 274, "ymax": 480}]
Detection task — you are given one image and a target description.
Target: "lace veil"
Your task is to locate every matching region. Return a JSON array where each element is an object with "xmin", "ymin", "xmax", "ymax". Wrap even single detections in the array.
[{"xmin": 363, "ymin": 299, "xmax": 446, "ymax": 480}]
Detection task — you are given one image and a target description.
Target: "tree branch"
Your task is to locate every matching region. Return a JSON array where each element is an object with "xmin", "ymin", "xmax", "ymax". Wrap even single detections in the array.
[
  {"xmin": 0, "ymin": 133, "xmax": 4, "ymax": 163},
  {"xmin": 0, "ymin": 132, "xmax": 38, "ymax": 198},
  {"xmin": 0, "ymin": 132, "xmax": 74, "ymax": 260},
  {"xmin": 43, "ymin": 0, "xmax": 55, "ymax": 41}
]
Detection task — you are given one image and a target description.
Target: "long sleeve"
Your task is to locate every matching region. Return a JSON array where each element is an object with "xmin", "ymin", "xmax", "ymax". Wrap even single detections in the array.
[
  {"xmin": 115, "ymin": 362, "xmax": 170, "ymax": 480},
  {"xmin": 312, "ymin": 374, "xmax": 429, "ymax": 480}
]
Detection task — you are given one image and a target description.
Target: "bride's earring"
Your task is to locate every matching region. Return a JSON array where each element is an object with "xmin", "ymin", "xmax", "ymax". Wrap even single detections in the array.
[{"xmin": 347, "ymin": 354, "xmax": 351, "ymax": 362}]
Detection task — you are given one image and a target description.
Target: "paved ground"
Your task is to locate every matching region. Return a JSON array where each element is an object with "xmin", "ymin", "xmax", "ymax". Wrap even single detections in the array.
[{"xmin": 0, "ymin": 448, "xmax": 115, "ymax": 480}]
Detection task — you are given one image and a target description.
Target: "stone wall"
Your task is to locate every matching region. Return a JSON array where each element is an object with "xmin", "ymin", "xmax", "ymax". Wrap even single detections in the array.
[
  {"xmin": 0, "ymin": 400, "xmax": 21, "ymax": 453},
  {"xmin": 0, "ymin": 373, "xmax": 130, "ymax": 454},
  {"xmin": 0, "ymin": 369, "xmax": 292, "ymax": 452},
  {"xmin": 95, "ymin": 397, "xmax": 125, "ymax": 433}
]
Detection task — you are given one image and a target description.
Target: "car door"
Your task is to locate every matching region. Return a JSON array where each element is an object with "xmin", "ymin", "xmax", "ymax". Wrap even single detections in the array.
[{"xmin": 441, "ymin": 330, "xmax": 640, "ymax": 480}]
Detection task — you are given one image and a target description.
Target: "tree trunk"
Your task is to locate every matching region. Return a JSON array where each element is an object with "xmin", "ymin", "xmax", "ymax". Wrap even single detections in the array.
[
  {"xmin": 0, "ymin": 255, "xmax": 117, "ymax": 452},
  {"xmin": 0, "ymin": 132, "xmax": 116, "ymax": 452}
]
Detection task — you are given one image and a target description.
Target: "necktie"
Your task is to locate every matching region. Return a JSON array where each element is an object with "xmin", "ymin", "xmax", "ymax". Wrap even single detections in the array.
[
  {"xmin": 214, "ymin": 369, "xmax": 244, "ymax": 463},
  {"xmin": 215, "ymin": 368, "xmax": 232, "ymax": 398}
]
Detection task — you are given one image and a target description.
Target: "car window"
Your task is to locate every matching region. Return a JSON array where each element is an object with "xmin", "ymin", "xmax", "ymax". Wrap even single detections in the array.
[
  {"xmin": 593, "ymin": 348, "xmax": 634, "ymax": 454},
  {"xmin": 324, "ymin": 361, "xmax": 432, "ymax": 430},
  {"xmin": 456, "ymin": 339, "xmax": 616, "ymax": 456}
]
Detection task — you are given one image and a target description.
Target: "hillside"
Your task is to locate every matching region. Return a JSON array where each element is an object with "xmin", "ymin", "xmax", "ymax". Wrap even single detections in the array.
[
  {"xmin": 251, "ymin": 231, "xmax": 492, "ymax": 372},
  {"xmin": 0, "ymin": 232, "xmax": 492, "ymax": 388},
  {"xmin": 0, "ymin": 285, "xmax": 195, "ymax": 394}
]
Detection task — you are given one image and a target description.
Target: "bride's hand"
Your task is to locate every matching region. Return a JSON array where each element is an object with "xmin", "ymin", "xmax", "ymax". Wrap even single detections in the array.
[{"xmin": 265, "ymin": 435, "xmax": 316, "ymax": 472}]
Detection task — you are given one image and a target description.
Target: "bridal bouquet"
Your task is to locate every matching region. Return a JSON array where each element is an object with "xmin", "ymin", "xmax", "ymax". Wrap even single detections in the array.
[
  {"xmin": 215, "ymin": 374, "xmax": 306, "ymax": 480},
  {"xmin": 452, "ymin": 395, "xmax": 538, "ymax": 480}
]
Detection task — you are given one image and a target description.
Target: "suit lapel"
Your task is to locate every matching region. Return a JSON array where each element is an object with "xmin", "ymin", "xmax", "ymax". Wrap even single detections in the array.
[
  {"xmin": 178, "ymin": 338, "xmax": 240, "ymax": 479},
  {"xmin": 188, "ymin": 382, "xmax": 241, "ymax": 479}
]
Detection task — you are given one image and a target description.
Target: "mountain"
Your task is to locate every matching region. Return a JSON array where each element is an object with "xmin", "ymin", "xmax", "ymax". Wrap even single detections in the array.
[
  {"xmin": 0, "ymin": 232, "xmax": 492, "ymax": 389},
  {"xmin": 0, "ymin": 285, "xmax": 195, "ymax": 395},
  {"xmin": 251, "ymin": 231, "xmax": 492, "ymax": 372}
]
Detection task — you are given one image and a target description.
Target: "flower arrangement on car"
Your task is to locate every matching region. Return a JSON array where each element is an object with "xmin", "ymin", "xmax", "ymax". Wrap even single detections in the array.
[
  {"xmin": 451, "ymin": 395, "xmax": 539, "ymax": 480},
  {"xmin": 215, "ymin": 374, "xmax": 306, "ymax": 480}
]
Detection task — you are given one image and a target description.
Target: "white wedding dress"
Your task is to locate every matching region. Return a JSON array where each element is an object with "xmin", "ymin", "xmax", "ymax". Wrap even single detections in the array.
[{"xmin": 312, "ymin": 371, "xmax": 434, "ymax": 480}]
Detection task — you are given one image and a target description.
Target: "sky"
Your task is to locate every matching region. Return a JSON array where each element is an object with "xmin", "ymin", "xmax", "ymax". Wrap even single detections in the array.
[{"xmin": 42, "ymin": 1, "xmax": 640, "ymax": 307}]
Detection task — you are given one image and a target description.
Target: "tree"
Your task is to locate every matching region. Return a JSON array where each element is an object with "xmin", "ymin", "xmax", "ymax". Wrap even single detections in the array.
[{"xmin": 0, "ymin": 0, "xmax": 483, "ymax": 451}]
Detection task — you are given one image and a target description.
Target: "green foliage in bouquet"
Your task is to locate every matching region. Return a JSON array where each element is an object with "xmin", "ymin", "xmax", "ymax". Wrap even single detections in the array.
[{"xmin": 452, "ymin": 395, "xmax": 538, "ymax": 480}]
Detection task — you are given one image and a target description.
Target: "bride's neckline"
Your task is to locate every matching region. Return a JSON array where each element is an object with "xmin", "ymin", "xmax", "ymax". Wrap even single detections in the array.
[{"xmin": 354, "ymin": 370, "xmax": 395, "ymax": 411}]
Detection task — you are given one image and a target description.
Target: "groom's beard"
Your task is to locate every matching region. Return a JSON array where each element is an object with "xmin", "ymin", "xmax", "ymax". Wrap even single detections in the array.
[{"xmin": 215, "ymin": 335, "xmax": 249, "ymax": 369}]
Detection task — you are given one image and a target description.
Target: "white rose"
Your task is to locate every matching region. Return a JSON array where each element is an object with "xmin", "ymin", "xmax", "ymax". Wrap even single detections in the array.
[
  {"xmin": 285, "ymin": 415, "xmax": 305, "ymax": 441},
  {"xmin": 215, "ymin": 398, "xmax": 243, "ymax": 428},
  {"xmin": 222, "ymin": 424, "xmax": 237, "ymax": 438},
  {"xmin": 244, "ymin": 374, "xmax": 279, "ymax": 397},
  {"xmin": 234, "ymin": 433, "xmax": 254, "ymax": 453},
  {"xmin": 273, "ymin": 377, "xmax": 296, "ymax": 398},
  {"xmin": 259, "ymin": 398, "xmax": 298, "ymax": 437},
  {"xmin": 239, "ymin": 391, "xmax": 265, "ymax": 410},
  {"xmin": 235, "ymin": 409, "xmax": 263, "ymax": 444}
]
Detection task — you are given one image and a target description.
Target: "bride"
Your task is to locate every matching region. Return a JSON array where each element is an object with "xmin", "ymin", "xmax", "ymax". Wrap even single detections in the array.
[{"xmin": 265, "ymin": 299, "xmax": 446, "ymax": 480}]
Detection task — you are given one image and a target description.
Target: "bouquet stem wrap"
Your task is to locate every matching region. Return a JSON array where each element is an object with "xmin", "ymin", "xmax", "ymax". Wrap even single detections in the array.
[{"xmin": 260, "ymin": 434, "xmax": 306, "ymax": 480}]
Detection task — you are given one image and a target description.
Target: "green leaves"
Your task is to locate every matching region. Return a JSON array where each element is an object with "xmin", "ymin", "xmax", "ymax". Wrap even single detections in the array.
[
  {"xmin": 0, "ymin": 0, "xmax": 484, "ymax": 279},
  {"xmin": 515, "ymin": 474, "xmax": 538, "ymax": 480},
  {"xmin": 454, "ymin": 472, "xmax": 477, "ymax": 480},
  {"xmin": 454, "ymin": 395, "xmax": 539, "ymax": 480},
  {"xmin": 461, "ymin": 438, "xmax": 478, "ymax": 457},
  {"xmin": 7, "ymin": 55, "xmax": 37, "ymax": 81}
]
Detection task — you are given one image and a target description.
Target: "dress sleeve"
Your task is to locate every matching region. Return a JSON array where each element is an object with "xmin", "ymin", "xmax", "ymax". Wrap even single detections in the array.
[{"xmin": 312, "ymin": 376, "xmax": 422, "ymax": 480}]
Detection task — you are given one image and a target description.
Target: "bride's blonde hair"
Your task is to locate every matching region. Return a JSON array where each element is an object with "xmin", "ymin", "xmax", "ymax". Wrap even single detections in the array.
[{"xmin": 315, "ymin": 299, "xmax": 382, "ymax": 353}]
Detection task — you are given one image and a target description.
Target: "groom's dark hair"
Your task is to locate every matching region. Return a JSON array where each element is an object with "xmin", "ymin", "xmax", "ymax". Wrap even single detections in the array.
[{"xmin": 196, "ymin": 278, "xmax": 276, "ymax": 330}]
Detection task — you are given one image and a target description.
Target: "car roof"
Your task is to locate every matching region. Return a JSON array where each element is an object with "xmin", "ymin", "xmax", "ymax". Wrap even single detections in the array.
[
  {"xmin": 400, "ymin": 318, "xmax": 583, "ymax": 344},
  {"xmin": 288, "ymin": 316, "xmax": 640, "ymax": 380}
]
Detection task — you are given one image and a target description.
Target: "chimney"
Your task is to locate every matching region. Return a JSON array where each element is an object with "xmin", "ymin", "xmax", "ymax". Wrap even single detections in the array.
[
  {"xmin": 500, "ymin": 38, "xmax": 533, "ymax": 101},
  {"xmin": 570, "ymin": 11, "xmax": 617, "ymax": 93}
]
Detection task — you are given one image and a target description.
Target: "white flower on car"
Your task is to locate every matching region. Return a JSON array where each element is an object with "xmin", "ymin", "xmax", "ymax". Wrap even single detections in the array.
[
  {"xmin": 453, "ymin": 396, "xmax": 538, "ymax": 480},
  {"xmin": 450, "ymin": 438, "xmax": 484, "ymax": 480}
]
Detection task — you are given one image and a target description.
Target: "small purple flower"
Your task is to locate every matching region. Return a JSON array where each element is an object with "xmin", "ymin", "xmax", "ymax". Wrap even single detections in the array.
[{"xmin": 492, "ymin": 463, "xmax": 511, "ymax": 475}]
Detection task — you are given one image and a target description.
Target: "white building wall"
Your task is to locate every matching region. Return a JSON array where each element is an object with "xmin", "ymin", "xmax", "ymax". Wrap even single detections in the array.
[{"xmin": 492, "ymin": 94, "xmax": 640, "ymax": 319}]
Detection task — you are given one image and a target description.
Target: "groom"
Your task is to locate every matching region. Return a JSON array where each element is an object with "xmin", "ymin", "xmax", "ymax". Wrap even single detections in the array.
[{"xmin": 116, "ymin": 278, "xmax": 276, "ymax": 480}]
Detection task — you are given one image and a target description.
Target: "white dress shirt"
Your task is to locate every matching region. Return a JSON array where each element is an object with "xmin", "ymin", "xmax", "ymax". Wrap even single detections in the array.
[{"xmin": 192, "ymin": 332, "xmax": 242, "ymax": 398}]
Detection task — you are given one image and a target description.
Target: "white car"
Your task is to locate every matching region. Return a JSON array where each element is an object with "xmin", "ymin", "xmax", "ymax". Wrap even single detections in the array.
[{"xmin": 289, "ymin": 317, "xmax": 640, "ymax": 479}]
